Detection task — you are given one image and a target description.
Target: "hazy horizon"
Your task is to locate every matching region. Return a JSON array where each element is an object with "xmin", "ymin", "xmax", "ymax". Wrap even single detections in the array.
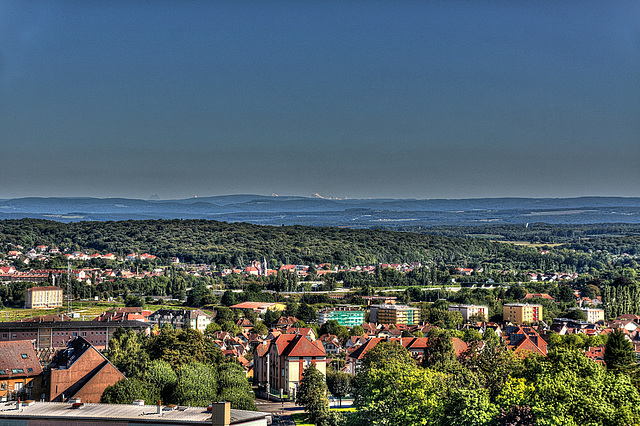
[{"xmin": 2, "ymin": 1, "xmax": 639, "ymax": 200}]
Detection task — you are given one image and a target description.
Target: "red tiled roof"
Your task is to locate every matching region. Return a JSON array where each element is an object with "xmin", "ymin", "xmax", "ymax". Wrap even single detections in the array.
[{"xmin": 0, "ymin": 340, "xmax": 43, "ymax": 379}]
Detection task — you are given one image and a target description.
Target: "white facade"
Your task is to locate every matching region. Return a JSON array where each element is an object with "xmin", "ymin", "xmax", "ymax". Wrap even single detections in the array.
[{"xmin": 448, "ymin": 304, "xmax": 488, "ymax": 321}]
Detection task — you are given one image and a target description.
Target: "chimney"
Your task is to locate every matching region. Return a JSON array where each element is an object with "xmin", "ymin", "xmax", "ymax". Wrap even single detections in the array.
[{"xmin": 211, "ymin": 402, "xmax": 231, "ymax": 426}]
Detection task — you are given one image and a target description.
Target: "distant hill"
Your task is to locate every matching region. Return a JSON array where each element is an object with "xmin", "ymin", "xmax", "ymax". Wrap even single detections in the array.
[{"xmin": 0, "ymin": 195, "xmax": 639, "ymax": 227}]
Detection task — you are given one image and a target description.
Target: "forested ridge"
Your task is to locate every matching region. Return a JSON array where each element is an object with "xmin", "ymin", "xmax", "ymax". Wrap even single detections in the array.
[{"xmin": 0, "ymin": 218, "xmax": 541, "ymax": 267}]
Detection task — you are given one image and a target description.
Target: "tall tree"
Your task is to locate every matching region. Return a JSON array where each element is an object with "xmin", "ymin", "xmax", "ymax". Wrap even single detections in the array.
[
  {"xmin": 326, "ymin": 368, "xmax": 351, "ymax": 408},
  {"xmin": 605, "ymin": 328, "xmax": 638, "ymax": 374},
  {"xmin": 296, "ymin": 364, "xmax": 329, "ymax": 426}
]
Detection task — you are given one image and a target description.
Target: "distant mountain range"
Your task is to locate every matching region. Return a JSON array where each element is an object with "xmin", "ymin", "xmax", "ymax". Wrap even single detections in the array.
[{"xmin": 1, "ymin": 195, "xmax": 639, "ymax": 227}]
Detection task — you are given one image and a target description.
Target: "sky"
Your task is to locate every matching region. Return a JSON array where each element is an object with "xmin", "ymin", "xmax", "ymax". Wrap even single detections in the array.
[{"xmin": 1, "ymin": 1, "xmax": 639, "ymax": 200}]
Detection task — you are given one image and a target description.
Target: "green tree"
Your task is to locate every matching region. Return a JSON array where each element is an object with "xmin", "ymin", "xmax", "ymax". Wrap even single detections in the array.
[
  {"xmin": 251, "ymin": 321, "xmax": 268, "ymax": 336},
  {"xmin": 423, "ymin": 328, "xmax": 456, "ymax": 368},
  {"xmin": 350, "ymin": 325, "xmax": 365, "ymax": 337},
  {"xmin": 326, "ymin": 368, "xmax": 351, "ymax": 408},
  {"xmin": 215, "ymin": 306, "xmax": 234, "ymax": 323},
  {"xmin": 604, "ymin": 328, "xmax": 637, "ymax": 374},
  {"xmin": 296, "ymin": 364, "xmax": 329, "ymax": 426},
  {"xmin": 142, "ymin": 359, "xmax": 178, "ymax": 404},
  {"xmin": 172, "ymin": 362, "xmax": 218, "ymax": 407},
  {"xmin": 101, "ymin": 378, "xmax": 150, "ymax": 404},
  {"xmin": 217, "ymin": 363, "xmax": 257, "ymax": 411},
  {"xmin": 353, "ymin": 353, "xmax": 448, "ymax": 425},
  {"xmin": 104, "ymin": 328, "xmax": 150, "ymax": 378},
  {"xmin": 360, "ymin": 341, "xmax": 415, "ymax": 372}
]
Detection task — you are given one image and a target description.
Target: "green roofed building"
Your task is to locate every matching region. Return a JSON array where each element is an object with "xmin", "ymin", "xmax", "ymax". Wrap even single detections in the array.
[{"xmin": 318, "ymin": 306, "xmax": 365, "ymax": 327}]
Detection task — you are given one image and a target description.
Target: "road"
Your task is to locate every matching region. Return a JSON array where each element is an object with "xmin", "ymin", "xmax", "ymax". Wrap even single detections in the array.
[{"xmin": 254, "ymin": 398, "xmax": 301, "ymax": 425}]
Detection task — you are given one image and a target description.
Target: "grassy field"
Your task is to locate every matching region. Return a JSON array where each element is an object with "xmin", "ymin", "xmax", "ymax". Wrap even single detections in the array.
[
  {"xmin": 491, "ymin": 240, "xmax": 562, "ymax": 248},
  {"xmin": 0, "ymin": 301, "xmax": 201, "ymax": 322}
]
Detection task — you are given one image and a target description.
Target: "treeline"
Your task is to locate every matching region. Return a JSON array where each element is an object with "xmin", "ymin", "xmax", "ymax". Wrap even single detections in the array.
[
  {"xmin": 602, "ymin": 278, "xmax": 640, "ymax": 319},
  {"xmin": 403, "ymin": 223, "xmax": 640, "ymax": 244},
  {"xmin": 0, "ymin": 218, "xmax": 551, "ymax": 268}
]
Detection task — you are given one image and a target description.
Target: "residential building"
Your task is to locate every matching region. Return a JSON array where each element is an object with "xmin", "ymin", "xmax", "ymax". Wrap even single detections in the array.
[
  {"xmin": 318, "ymin": 306, "xmax": 365, "ymax": 327},
  {"xmin": 254, "ymin": 334, "xmax": 326, "ymax": 398},
  {"xmin": 504, "ymin": 325, "xmax": 548, "ymax": 356},
  {"xmin": 503, "ymin": 303, "xmax": 543, "ymax": 324},
  {"xmin": 369, "ymin": 304, "xmax": 419, "ymax": 325},
  {"xmin": 230, "ymin": 302, "xmax": 287, "ymax": 314},
  {"xmin": 0, "ymin": 319, "xmax": 150, "ymax": 351},
  {"xmin": 0, "ymin": 340, "xmax": 43, "ymax": 401},
  {"xmin": 448, "ymin": 304, "xmax": 489, "ymax": 321},
  {"xmin": 148, "ymin": 309, "xmax": 212, "ymax": 332},
  {"xmin": 48, "ymin": 337, "xmax": 124, "ymax": 402},
  {"xmin": 580, "ymin": 308, "xmax": 605, "ymax": 323},
  {"xmin": 361, "ymin": 296, "xmax": 397, "ymax": 306},
  {"xmin": 94, "ymin": 307, "xmax": 150, "ymax": 322},
  {"xmin": 24, "ymin": 286, "xmax": 63, "ymax": 309}
]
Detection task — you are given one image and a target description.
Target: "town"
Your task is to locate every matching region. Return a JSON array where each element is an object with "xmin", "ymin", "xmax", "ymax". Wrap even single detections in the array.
[{"xmin": 1, "ymin": 229, "xmax": 639, "ymax": 425}]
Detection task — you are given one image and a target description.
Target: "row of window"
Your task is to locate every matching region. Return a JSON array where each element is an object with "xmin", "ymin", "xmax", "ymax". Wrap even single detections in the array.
[
  {"xmin": 0, "ymin": 368, "xmax": 34, "ymax": 375},
  {"xmin": 2, "ymin": 331, "xmax": 109, "ymax": 339}
]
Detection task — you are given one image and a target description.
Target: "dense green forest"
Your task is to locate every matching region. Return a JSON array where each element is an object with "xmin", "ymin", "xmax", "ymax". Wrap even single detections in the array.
[
  {"xmin": 404, "ymin": 223, "xmax": 640, "ymax": 244},
  {"xmin": 2, "ymin": 219, "xmax": 639, "ymax": 273}
]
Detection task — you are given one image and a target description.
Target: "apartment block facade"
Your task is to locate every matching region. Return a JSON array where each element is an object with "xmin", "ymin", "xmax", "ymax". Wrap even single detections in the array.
[
  {"xmin": 24, "ymin": 286, "xmax": 63, "ymax": 309},
  {"xmin": 448, "ymin": 304, "xmax": 489, "ymax": 321},
  {"xmin": 503, "ymin": 303, "xmax": 543, "ymax": 324},
  {"xmin": 317, "ymin": 307, "xmax": 365, "ymax": 327},
  {"xmin": 369, "ymin": 304, "xmax": 419, "ymax": 325}
]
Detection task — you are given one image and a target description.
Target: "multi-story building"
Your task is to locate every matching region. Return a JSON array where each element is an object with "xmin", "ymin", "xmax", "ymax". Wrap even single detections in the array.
[
  {"xmin": 0, "ymin": 319, "xmax": 150, "ymax": 351},
  {"xmin": 254, "ymin": 334, "xmax": 326, "ymax": 399},
  {"xmin": 48, "ymin": 337, "xmax": 125, "ymax": 403},
  {"xmin": 503, "ymin": 303, "xmax": 543, "ymax": 324},
  {"xmin": 369, "ymin": 304, "xmax": 419, "ymax": 325},
  {"xmin": 448, "ymin": 304, "xmax": 489, "ymax": 321},
  {"xmin": 24, "ymin": 286, "xmax": 63, "ymax": 309},
  {"xmin": 147, "ymin": 309, "xmax": 212, "ymax": 333},
  {"xmin": 0, "ymin": 340, "xmax": 43, "ymax": 401},
  {"xmin": 317, "ymin": 306, "xmax": 365, "ymax": 327},
  {"xmin": 580, "ymin": 308, "xmax": 605, "ymax": 323}
]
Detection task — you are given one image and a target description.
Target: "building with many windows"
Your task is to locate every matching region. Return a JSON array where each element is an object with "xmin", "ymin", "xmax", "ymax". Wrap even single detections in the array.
[
  {"xmin": 317, "ymin": 306, "xmax": 365, "ymax": 327},
  {"xmin": 448, "ymin": 304, "xmax": 489, "ymax": 321},
  {"xmin": 503, "ymin": 303, "xmax": 543, "ymax": 324},
  {"xmin": 254, "ymin": 334, "xmax": 326, "ymax": 399},
  {"xmin": 579, "ymin": 308, "xmax": 605, "ymax": 323},
  {"xmin": 24, "ymin": 286, "xmax": 63, "ymax": 309},
  {"xmin": 369, "ymin": 304, "xmax": 420, "ymax": 325}
]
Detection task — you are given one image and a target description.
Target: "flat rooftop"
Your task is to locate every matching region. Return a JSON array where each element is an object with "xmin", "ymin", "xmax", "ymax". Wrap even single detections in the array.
[{"xmin": 0, "ymin": 401, "xmax": 268, "ymax": 425}]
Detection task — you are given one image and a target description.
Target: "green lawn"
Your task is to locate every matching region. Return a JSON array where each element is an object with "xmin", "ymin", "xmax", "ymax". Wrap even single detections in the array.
[{"xmin": 0, "ymin": 301, "xmax": 196, "ymax": 322}]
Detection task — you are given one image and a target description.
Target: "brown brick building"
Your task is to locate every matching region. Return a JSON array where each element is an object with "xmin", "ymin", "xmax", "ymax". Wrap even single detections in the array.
[{"xmin": 48, "ymin": 337, "xmax": 124, "ymax": 402}]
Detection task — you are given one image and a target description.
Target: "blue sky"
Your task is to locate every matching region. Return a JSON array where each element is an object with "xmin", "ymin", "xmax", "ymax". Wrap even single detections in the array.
[{"xmin": 1, "ymin": 1, "xmax": 639, "ymax": 200}]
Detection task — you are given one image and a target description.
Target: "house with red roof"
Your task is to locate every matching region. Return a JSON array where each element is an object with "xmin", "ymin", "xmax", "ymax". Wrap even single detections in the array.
[
  {"xmin": 505, "ymin": 326, "xmax": 548, "ymax": 356},
  {"xmin": 254, "ymin": 334, "xmax": 326, "ymax": 398},
  {"xmin": 0, "ymin": 340, "xmax": 43, "ymax": 401}
]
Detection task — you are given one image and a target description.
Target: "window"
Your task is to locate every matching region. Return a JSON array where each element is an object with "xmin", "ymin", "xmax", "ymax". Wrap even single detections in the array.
[
  {"xmin": 82, "ymin": 332, "xmax": 87, "ymax": 337},
  {"xmin": 0, "ymin": 383, "xmax": 5, "ymax": 390},
  {"xmin": 0, "ymin": 370, "xmax": 5, "ymax": 375},
  {"xmin": 2, "ymin": 334, "xmax": 6, "ymax": 339},
  {"xmin": 21, "ymin": 354, "xmax": 28, "ymax": 359},
  {"xmin": 27, "ymin": 368, "xmax": 33, "ymax": 373}
]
